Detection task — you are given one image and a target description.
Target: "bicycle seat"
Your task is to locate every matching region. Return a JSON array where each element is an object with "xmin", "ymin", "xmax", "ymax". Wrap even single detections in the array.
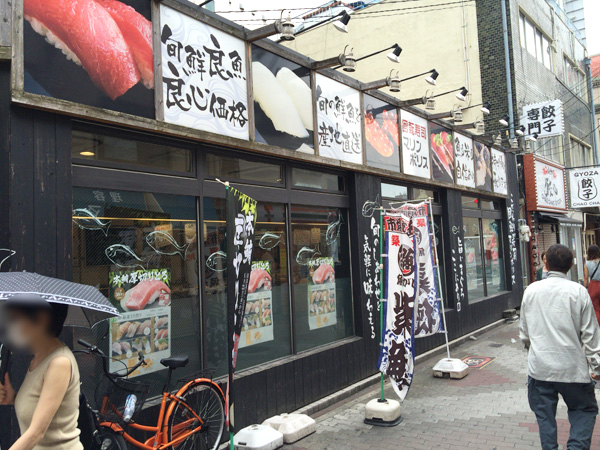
[{"xmin": 160, "ymin": 355, "xmax": 189, "ymax": 369}]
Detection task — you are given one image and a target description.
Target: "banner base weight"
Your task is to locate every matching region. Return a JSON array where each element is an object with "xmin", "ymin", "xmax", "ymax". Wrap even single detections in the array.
[
  {"xmin": 364, "ymin": 398, "xmax": 402, "ymax": 427},
  {"xmin": 432, "ymin": 358, "xmax": 469, "ymax": 379}
]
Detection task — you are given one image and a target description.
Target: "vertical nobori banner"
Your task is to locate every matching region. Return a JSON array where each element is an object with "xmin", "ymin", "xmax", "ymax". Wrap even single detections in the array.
[
  {"xmin": 396, "ymin": 203, "xmax": 444, "ymax": 336},
  {"xmin": 225, "ymin": 187, "xmax": 257, "ymax": 432},
  {"xmin": 379, "ymin": 215, "xmax": 416, "ymax": 401}
]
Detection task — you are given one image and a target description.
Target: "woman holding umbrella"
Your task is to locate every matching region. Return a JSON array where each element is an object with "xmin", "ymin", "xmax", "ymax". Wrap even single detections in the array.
[{"xmin": 0, "ymin": 272, "xmax": 118, "ymax": 450}]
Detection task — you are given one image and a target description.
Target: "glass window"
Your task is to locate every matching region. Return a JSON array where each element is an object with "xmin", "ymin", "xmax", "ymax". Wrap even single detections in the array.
[
  {"xmin": 519, "ymin": 14, "xmax": 526, "ymax": 48},
  {"xmin": 413, "ymin": 188, "xmax": 434, "ymax": 201},
  {"xmin": 290, "ymin": 206, "xmax": 353, "ymax": 352},
  {"xmin": 206, "ymin": 153, "xmax": 283, "ymax": 184},
  {"xmin": 292, "ymin": 168, "xmax": 344, "ymax": 191},
  {"xmin": 535, "ymin": 30, "xmax": 544, "ymax": 63},
  {"xmin": 72, "ymin": 188, "xmax": 199, "ymax": 399},
  {"xmin": 480, "ymin": 200, "xmax": 500, "ymax": 210},
  {"xmin": 203, "ymin": 199, "xmax": 292, "ymax": 375},
  {"xmin": 543, "ymin": 36, "xmax": 552, "ymax": 69},
  {"xmin": 464, "ymin": 217, "xmax": 485, "ymax": 300},
  {"xmin": 433, "ymin": 215, "xmax": 447, "ymax": 305},
  {"xmin": 72, "ymin": 130, "xmax": 193, "ymax": 173},
  {"xmin": 525, "ymin": 19, "xmax": 536, "ymax": 57},
  {"xmin": 381, "ymin": 183, "xmax": 408, "ymax": 200},
  {"xmin": 483, "ymin": 219, "xmax": 505, "ymax": 295},
  {"xmin": 462, "ymin": 195, "xmax": 479, "ymax": 209}
]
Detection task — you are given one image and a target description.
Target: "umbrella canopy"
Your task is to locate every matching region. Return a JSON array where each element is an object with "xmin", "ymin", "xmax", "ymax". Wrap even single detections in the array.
[{"xmin": 0, "ymin": 272, "xmax": 118, "ymax": 327}]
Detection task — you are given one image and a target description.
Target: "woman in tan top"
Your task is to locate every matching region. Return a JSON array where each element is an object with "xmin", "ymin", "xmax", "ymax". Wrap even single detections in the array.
[{"xmin": 0, "ymin": 298, "xmax": 83, "ymax": 450}]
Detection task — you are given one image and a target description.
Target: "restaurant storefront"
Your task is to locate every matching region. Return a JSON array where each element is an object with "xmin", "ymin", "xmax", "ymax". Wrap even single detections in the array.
[{"xmin": 0, "ymin": 0, "xmax": 523, "ymax": 442}]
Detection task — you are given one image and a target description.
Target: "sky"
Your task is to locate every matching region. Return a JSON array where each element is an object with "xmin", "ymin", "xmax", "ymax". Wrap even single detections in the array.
[{"xmin": 584, "ymin": 0, "xmax": 600, "ymax": 55}]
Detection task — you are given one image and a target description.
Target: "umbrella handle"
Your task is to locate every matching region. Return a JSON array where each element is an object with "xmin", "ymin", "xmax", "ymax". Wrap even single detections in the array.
[{"xmin": 0, "ymin": 344, "xmax": 10, "ymax": 383}]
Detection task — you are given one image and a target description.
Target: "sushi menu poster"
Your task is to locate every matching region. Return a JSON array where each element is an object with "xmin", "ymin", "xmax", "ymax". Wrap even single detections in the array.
[
  {"xmin": 240, "ymin": 261, "xmax": 274, "ymax": 348},
  {"xmin": 429, "ymin": 124, "xmax": 455, "ymax": 184},
  {"xmin": 108, "ymin": 268, "xmax": 172, "ymax": 377},
  {"xmin": 363, "ymin": 94, "xmax": 400, "ymax": 172},
  {"xmin": 307, "ymin": 257, "xmax": 337, "ymax": 330}
]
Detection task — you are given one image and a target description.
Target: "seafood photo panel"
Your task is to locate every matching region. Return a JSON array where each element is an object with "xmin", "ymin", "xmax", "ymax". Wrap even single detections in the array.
[
  {"xmin": 429, "ymin": 123, "xmax": 455, "ymax": 184},
  {"xmin": 251, "ymin": 46, "xmax": 314, "ymax": 153},
  {"xmin": 23, "ymin": 0, "xmax": 155, "ymax": 117},
  {"xmin": 474, "ymin": 141, "xmax": 492, "ymax": 191},
  {"xmin": 363, "ymin": 94, "xmax": 400, "ymax": 172},
  {"xmin": 491, "ymin": 149, "xmax": 508, "ymax": 195}
]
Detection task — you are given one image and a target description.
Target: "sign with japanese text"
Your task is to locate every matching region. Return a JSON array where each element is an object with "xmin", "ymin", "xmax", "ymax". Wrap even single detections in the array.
[
  {"xmin": 160, "ymin": 5, "xmax": 249, "ymax": 140},
  {"xmin": 568, "ymin": 167, "xmax": 600, "ymax": 208},
  {"xmin": 491, "ymin": 149, "xmax": 508, "ymax": 195},
  {"xmin": 521, "ymin": 100, "xmax": 564, "ymax": 139},
  {"xmin": 240, "ymin": 261, "xmax": 274, "ymax": 348},
  {"xmin": 363, "ymin": 94, "xmax": 400, "ymax": 172},
  {"xmin": 315, "ymin": 74, "xmax": 363, "ymax": 164},
  {"xmin": 379, "ymin": 219, "xmax": 416, "ymax": 401},
  {"xmin": 307, "ymin": 257, "xmax": 337, "ymax": 330},
  {"xmin": 474, "ymin": 141, "xmax": 492, "ymax": 191},
  {"xmin": 454, "ymin": 133, "xmax": 475, "ymax": 188},
  {"xmin": 430, "ymin": 124, "xmax": 454, "ymax": 184},
  {"xmin": 524, "ymin": 155, "xmax": 567, "ymax": 212},
  {"xmin": 400, "ymin": 110, "xmax": 430, "ymax": 179}
]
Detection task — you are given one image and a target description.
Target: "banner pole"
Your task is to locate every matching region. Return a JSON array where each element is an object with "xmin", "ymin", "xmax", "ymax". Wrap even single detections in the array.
[
  {"xmin": 225, "ymin": 184, "xmax": 235, "ymax": 450},
  {"xmin": 379, "ymin": 207, "xmax": 385, "ymax": 402}
]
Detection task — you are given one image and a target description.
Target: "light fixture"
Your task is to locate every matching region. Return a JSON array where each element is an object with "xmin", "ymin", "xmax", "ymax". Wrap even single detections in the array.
[
  {"xmin": 511, "ymin": 138, "xmax": 519, "ymax": 149},
  {"xmin": 333, "ymin": 10, "xmax": 351, "ymax": 33},
  {"xmin": 386, "ymin": 44, "xmax": 402, "ymax": 63},
  {"xmin": 360, "ymin": 70, "xmax": 401, "ymax": 92},
  {"xmin": 311, "ymin": 45, "xmax": 356, "ymax": 71},
  {"xmin": 330, "ymin": 43, "xmax": 402, "ymax": 70},
  {"xmin": 456, "ymin": 87, "xmax": 469, "ymax": 101},
  {"xmin": 475, "ymin": 119, "xmax": 485, "ymax": 134},
  {"xmin": 452, "ymin": 106, "xmax": 463, "ymax": 123},
  {"xmin": 480, "ymin": 101, "xmax": 491, "ymax": 115},
  {"xmin": 525, "ymin": 141, "xmax": 532, "ymax": 151},
  {"xmin": 493, "ymin": 134, "xmax": 502, "ymax": 146},
  {"xmin": 454, "ymin": 116, "xmax": 485, "ymax": 133},
  {"xmin": 525, "ymin": 132, "xmax": 538, "ymax": 142},
  {"xmin": 425, "ymin": 96, "xmax": 436, "ymax": 110},
  {"xmin": 425, "ymin": 69, "xmax": 439, "ymax": 86},
  {"xmin": 499, "ymin": 115, "xmax": 510, "ymax": 127},
  {"xmin": 79, "ymin": 151, "xmax": 95, "ymax": 156},
  {"xmin": 426, "ymin": 104, "xmax": 462, "ymax": 121},
  {"xmin": 516, "ymin": 125, "xmax": 525, "ymax": 136},
  {"xmin": 247, "ymin": 10, "xmax": 296, "ymax": 42},
  {"xmin": 388, "ymin": 71, "xmax": 401, "ymax": 92},
  {"xmin": 341, "ymin": 46, "xmax": 356, "ymax": 72}
]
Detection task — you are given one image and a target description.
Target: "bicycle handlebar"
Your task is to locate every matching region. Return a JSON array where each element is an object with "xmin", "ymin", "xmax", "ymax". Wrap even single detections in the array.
[{"xmin": 77, "ymin": 339, "xmax": 147, "ymax": 378}]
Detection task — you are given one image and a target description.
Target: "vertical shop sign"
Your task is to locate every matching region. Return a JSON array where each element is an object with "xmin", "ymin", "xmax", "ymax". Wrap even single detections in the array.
[
  {"xmin": 492, "ymin": 149, "xmax": 508, "ymax": 195},
  {"xmin": 521, "ymin": 100, "xmax": 564, "ymax": 139},
  {"xmin": 315, "ymin": 74, "xmax": 363, "ymax": 164},
  {"xmin": 568, "ymin": 168, "xmax": 600, "ymax": 208},
  {"xmin": 307, "ymin": 257, "xmax": 337, "ymax": 329},
  {"xmin": 379, "ymin": 215, "xmax": 416, "ymax": 401},
  {"xmin": 429, "ymin": 124, "xmax": 455, "ymax": 184},
  {"xmin": 454, "ymin": 133, "xmax": 475, "ymax": 188},
  {"xmin": 400, "ymin": 110, "xmax": 430, "ymax": 179},
  {"xmin": 225, "ymin": 186, "xmax": 257, "ymax": 431},
  {"xmin": 240, "ymin": 261, "xmax": 274, "ymax": 348},
  {"xmin": 507, "ymin": 194, "xmax": 518, "ymax": 287},
  {"xmin": 108, "ymin": 268, "xmax": 172, "ymax": 377},
  {"xmin": 361, "ymin": 213, "xmax": 381, "ymax": 339},
  {"xmin": 160, "ymin": 5, "xmax": 249, "ymax": 140},
  {"xmin": 450, "ymin": 226, "xmax": 465, "ymax": 312},
  {"xmin": 534, "ymin": 159, "xmax": 566, "ymax": 211}
]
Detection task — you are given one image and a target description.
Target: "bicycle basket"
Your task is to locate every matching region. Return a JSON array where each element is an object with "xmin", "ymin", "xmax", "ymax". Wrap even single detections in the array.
[{"xmin": 95, "ymin": 375, "xmax": 153, "ymax": 425}]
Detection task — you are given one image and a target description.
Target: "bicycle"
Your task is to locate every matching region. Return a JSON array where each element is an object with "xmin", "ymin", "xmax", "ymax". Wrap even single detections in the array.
[{"xmin": 76, "ymin": 339, "xmax": 225, "ymax": 450}]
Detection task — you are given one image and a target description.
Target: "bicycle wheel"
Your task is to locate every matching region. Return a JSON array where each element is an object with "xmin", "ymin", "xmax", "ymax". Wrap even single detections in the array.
[
  {"xmin": 166, "ymin": 381, "xmax": 225, "ymax": 450},
  {"xmin": 96, "ymin": 426, "xmax": 128, "ymax": 450}
]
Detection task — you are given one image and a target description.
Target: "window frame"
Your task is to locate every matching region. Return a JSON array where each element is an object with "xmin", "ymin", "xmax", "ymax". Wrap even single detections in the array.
[{"xmin": 519, "ymin": 12, "xmax": 553, "ymax": 70}]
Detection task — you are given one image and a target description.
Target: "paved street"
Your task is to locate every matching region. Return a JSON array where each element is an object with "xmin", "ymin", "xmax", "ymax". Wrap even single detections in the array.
[{"xmin": 287, "ymin": 322, "xmax": 600, "ymax": 450}]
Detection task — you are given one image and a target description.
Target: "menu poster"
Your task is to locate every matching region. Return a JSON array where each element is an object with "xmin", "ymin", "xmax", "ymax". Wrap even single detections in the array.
[
  {"xmin": 400, "ymin": 110, "xmax": 430, "ymax": 179},
  {"xmin": 240, "ymin": 261, "xmax": 274, "ymax": 348},
  {"xmin": 474, "ymin": 141, "xmax": 492, "ymax": 191},
  {"xmin": 429, "ymin": 124, "xmax": 455, "ymax": 184},
  {"xmin": 307, "ymin": 257, "xmax": 337, "ymax": 330},
  {"xmin": 363, "ymin": 94, "xmax": 400, "ymax": 172},
  {"xmin": 315, "ymin": 74, "xmax": 363, "ymax": 165},
  {"xmin": 492, "ymin": 149, "xmax": 508, "ymax": 195},
  {"xmin": 160, "ymin": 5, "xmax": 249, "ymax": 140},
  {"xmin": 108, "ymin": 269, "xmax": 172, "ymax": 377},
  {"xmin": 454, "ymin": 133, "xmax": 475, "ymax": 188}
]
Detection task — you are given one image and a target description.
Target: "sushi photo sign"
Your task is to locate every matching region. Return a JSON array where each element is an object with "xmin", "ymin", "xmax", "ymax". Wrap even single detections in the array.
[
  {"xmin": 363, "ymin": 94, "xmax": 400, "ymax": 172},
  {"xmin": 307, "ymin": 256, "xmax": 337, "ymax": 330},
  {"xmin": 429, "ymin": 123, "xmax": 455, "ymax": 184},
  {"xmin": 108, "ymin": 268, "xmax": 171, "ymax": 377},
  {"xmin": 159, "ymin": 4, "xmax": 249, "ymax": 140},
  {"xmin": 240, "ymin": 261, "xmax": 274, "ymax": 348}
]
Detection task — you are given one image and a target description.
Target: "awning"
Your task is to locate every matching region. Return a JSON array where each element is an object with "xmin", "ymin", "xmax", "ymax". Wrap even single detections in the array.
[{"xmin": 537, "ymin": 212, "xmax": 583, "ymax": 226}]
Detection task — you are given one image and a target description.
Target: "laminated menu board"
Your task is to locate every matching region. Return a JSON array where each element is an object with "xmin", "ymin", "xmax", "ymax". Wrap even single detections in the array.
[
  {"xmin": 108, "ymin": 268, "xmax": 171, "ymax": 377},
  {"xmin": 307, "ymin": 257, "xmax": 337, "ymax": 330},
  {"xmin": 240, "ymin": 261, "xmax": 274, "ymax": 348}
]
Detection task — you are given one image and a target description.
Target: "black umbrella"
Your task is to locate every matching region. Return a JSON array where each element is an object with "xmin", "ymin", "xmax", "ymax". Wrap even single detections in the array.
[{"xmin": 0, "ymin": 272, "xmax": 118, "ymax": 327}]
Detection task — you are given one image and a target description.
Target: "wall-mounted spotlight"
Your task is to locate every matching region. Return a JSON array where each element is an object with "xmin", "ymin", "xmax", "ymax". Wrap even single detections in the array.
[
  {"xmin": 330, "ymin": 43, "xmax": 402, "ymax": 70},
  {"xmin": 247, "ymin": 10, "xmax": 296, "ymax": 42},
  {"xmin": 387, "ymin": 44, "xmax": 403, "ymax": 63},
  {"xmin": 499, "ymin": 115, "xmax": 510, "ymax": 127},
  {"xmin": 525, "ymin": 132, "xmax": 538, "ymax": 142},
  {"xmin": 425, "ymin": 69, "xmax": 439, "ymax": 86},
  {"xmin": 456, "ymin": 87, "xmax": 469, "ymax": 101},
  {"xmin": 480, "ymin": 101, "xmax": 491, "ymax": 115},
  {"xmin": 515, "ymin": 125, "xmax": 525, "ymax": 136},
  {"xmin": 334, "ymin": 11, "xmax": 351, "ymax": 33}
]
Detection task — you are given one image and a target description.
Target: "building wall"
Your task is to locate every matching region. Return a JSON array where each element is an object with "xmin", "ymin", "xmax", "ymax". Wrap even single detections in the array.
[{"xmin": 283, "ymin": 0, "xmax": 485, "ymax": 125}]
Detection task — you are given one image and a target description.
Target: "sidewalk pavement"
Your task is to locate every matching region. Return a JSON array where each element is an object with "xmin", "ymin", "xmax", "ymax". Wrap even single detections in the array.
[{"xmin": 286, "ymin": 322, "xmax": 600, "ymax": 450}]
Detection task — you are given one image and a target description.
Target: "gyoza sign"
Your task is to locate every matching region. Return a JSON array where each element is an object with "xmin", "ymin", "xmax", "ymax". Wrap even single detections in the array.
[
  {"xmin": 568, "ymin": 168, "xmax": 600, "ymax": 208},
  {"xmin": 521, "ymin": 100, "xmax": 564, "ymax": 139}
]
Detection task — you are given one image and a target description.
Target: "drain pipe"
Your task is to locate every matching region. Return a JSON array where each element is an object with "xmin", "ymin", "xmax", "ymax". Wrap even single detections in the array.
[
  {"xmin": 585, "ymin": 57, "xmax": 599, "ymax": 164},
  {"xmin": 501, "ymin": 0, "xmax": 515, "ymax": 139}
]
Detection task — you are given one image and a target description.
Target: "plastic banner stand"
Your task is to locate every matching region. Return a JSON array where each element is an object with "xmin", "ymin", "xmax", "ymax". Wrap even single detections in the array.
[
  {"xmin": 233, "ymin": 424, "xmax": 283, "ymax": 450},
  {"xmin": 262, "ymin": 413, "xmax": 316, "ymax": 444}
]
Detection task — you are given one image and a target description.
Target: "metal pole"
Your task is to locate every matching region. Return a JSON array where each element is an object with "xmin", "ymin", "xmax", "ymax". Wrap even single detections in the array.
[
  {"xmin": 501, "ymin": 0, "xmax": 515, "ymax": 139},
  {"xmin": 585, "ymin": 57, "xmax": 599, "ymax": 164},
  {"xmin": 379, "ymin": 208, "xmax": 386, "ymax": 402}
]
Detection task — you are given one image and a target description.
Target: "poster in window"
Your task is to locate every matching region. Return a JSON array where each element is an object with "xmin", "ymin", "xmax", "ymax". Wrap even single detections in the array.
[
  {"xmin": 108, "ymin": 268, "xmax": 172, "ymax": 377},
  {"xmin": 534, "ymin": 158, "xmax": 566, "ymax": 210},
  {"xmin": 400, "ymin": 110, "xmax": 430, "ymax": 179},
  {"xmin": 521, "ymin": 100, "xmax": 564, "ymax": 139},
  {"xmin": 160, "ymin": 5, "xmax": 249, "ymax": 140},
  {"xmin": 363, "ymin": 94, "xmax": 400, "ymax": 172},
  {"xmin": 307, "ymin": 256, "xmax": 337, "ymax": 330},
  {"xmin": 315, "ymin": 74, "xmax": 363, "ymax": 164},
  {"xmin": 568, "ymin": 167, "xmax": 600, "ymax": 208},
  {"xmin": 454, "ymin": 132, "xmax": 475, "ymax": 188},
  {"xmin": 251, "ymin": 47, "xmax": 314, "ymax": 154},
  {"xmin": 492, "ymin": 149, "xmax": 508, "ymax": 195},
  {"xmin": 23, "ymin": 0, "xmax": 154, "ymax": 118},
  {"xmin": 429, "ymin": 124, "xmax": 454, "ymax": 184},
  {"xmin": 464, "ymin": 238, "xmax": 479, "ymax": 291},
  {"xmin": 240, "ymin": 261, "xmax": 274, "ymax": 348},
  {"xmin": 474, "ymin": 141, "xmax": 492, "ymax": 191}
]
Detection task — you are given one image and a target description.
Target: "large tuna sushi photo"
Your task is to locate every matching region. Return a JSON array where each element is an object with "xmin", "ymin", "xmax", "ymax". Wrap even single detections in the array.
[
  {"xmin": 23, "ymin": 0, "xmax": 154, "ymax": 117},
  {"xmin": 429, "ymin": 124, "xmax": 455, "ymax": 184}
]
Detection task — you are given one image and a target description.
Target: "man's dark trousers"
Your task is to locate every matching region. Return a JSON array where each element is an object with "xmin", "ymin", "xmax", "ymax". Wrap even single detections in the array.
[{"xmin": 528, "ymin": 376, "xmax": 598, "ymax": 450}]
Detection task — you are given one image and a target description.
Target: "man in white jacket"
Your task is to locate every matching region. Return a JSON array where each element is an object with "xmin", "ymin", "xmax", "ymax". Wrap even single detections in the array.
[{"xmin": 520, "ymin": 244, "xmax": 600, "ymax": 450}]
